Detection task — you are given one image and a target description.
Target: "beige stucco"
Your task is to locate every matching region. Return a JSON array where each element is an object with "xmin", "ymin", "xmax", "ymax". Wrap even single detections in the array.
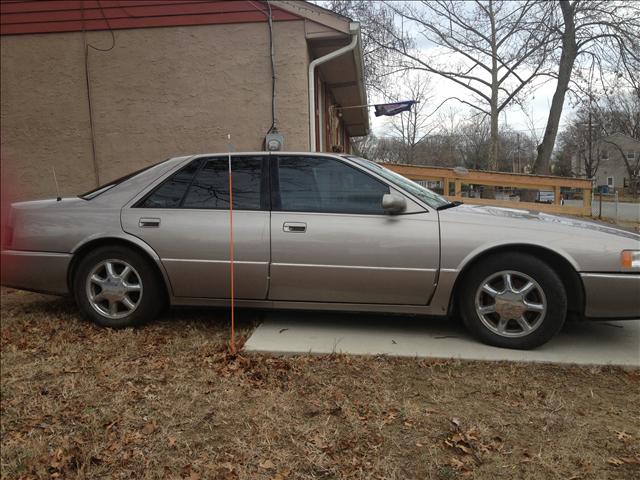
[{"xmin": 1, "ymin": 20, "xmax": 310, "ymax": 200}]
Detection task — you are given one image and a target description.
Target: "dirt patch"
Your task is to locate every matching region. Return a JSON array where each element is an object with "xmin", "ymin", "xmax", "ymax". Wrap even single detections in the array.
[{"xmin": 1, "ymin": 288, "xmax": 639, "ymax": 479}]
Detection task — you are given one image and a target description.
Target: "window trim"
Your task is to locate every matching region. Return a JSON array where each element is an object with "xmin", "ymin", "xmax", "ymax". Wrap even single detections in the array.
[
  {"xmin": 271, "ymin": 154, "xmax": 393, "ymax": 216},
  {"xmin": 134, "ymin": 155, "xmax": 269, "ymax": 211}
]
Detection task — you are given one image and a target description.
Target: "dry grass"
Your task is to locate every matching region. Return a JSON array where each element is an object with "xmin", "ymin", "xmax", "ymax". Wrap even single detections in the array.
[{"xmin": 1, "ymin": 288, "xmax": 639, "ymax": 480}]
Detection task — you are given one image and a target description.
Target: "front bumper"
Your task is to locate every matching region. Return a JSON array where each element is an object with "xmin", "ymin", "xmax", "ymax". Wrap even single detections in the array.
[
  {"xmin": 0, "ymin": 250, "xmax": 71, "ymax": 295},
  {"xmin": 581, "ymin": 273, "xmax": 640, "ymax": 319}
]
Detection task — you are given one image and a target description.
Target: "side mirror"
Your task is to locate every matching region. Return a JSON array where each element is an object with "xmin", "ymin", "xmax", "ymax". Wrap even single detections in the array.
[{"xmin": 382, "ymin": 193, "xmax": 407, "ymax": 214}]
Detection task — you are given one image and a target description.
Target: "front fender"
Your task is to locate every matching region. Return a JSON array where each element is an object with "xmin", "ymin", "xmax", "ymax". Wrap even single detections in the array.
[{"xmin": 454, "ymin": 240, "xmax": 581, "ymax": 273}]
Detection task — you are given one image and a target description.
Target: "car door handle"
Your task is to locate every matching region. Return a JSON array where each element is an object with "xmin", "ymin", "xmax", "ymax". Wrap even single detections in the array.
[
  {"xmin": 283, "ymin": 222, "xmax": 306, "ymax": 233},
  {"xmin": 139, "ymin": 217, "xmax": 160, "ymax": 228}
]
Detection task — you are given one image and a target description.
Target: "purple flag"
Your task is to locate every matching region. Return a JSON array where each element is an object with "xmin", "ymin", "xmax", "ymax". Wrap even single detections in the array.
[{"xmin": 374, "ymin": 100, "xmax": 417, "ymax": 117}]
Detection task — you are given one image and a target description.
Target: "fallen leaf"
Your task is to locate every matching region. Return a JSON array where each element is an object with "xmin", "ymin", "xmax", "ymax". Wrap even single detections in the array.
[
  {"xmin": 616, "ymin": 431, "xmax": 633, "ymax": 442},
  {"xmin": 271, "ymin": 469, "xmax": 291, "ymax": 480},
  {"xmin": 168, "ymin": 436, "xmax": 177, "ymax": 447},
  {"xmin": 619, "ymin": 456, "xmax": 640, "ymax": 465},
  {"xmin": 142, "ymin": 421, "xmax": 156, "ymax": 435},
  {"xmin": 259, "ymin": 459, "xmax": 276, "ymax": 470},
  {"xmin": 607, "ymin": 458, "xmax": 624, "ymax": 466}
]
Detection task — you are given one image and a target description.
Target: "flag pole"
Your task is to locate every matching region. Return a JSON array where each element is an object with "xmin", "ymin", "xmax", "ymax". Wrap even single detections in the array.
[
  {"xmin": 330, "ymin": 101, "xmax": 420, "ymax": 112},
  {"xmin": 227, "ymin": 134, "xmax": 236, "ymax": 355}
]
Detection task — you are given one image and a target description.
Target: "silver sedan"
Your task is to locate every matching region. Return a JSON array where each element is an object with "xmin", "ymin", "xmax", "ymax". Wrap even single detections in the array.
[{"xmin": 2, "ymin": 152, "xmax": 639, "ymax": 349}]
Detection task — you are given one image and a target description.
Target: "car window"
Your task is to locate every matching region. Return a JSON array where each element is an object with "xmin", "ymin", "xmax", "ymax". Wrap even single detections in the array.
[
  {"xmin": 138, "ymin": 160, "xmax": 201, "ymax": 208},
  {"xmin": 182, "ymin": 156, "xmax": 263, "ymax": 210},
  {"xmin": 346, "ymin": 156, "xmax": 449, "ymax": 209},
  {"xmin": 276, "ymin": 156, "xmax": 389, "ymax": 214}
]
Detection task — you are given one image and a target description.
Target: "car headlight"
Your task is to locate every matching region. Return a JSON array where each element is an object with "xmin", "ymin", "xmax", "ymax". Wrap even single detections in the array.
[{"xmin": 620, "ymin": 250, "xmax": 640, "ymax": 269}]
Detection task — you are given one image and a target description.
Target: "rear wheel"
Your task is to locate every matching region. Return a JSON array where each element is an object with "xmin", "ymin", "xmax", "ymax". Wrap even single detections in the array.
[
  {"xmin": 73, "ymin": 245, "xmax": 164, "ymax": 327},
  {"xmin": 459, "ymin": 253, "xmax": 567, "ymax": 349}
]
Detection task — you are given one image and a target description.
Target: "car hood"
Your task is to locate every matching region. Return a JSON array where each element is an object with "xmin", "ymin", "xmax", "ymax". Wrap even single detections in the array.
[{"xmin": 441, "ymin": 203, "xmax": 639, "ymax": 240}]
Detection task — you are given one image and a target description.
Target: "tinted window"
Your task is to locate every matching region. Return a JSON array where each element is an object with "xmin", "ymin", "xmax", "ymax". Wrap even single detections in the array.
[
  {"xmin": 277, "ymin": 156, "xmax": 389, "ymax": 214},
  {"xmin": 138, "ymin": 160, "xmax": 201, "ymax": 208},
  {"xmin": 182, "ymin": 156, "xmax": 263, "ymax": 210},
  {"xmin": 347, "ymin": 156, "xmax": 448, "ymax": 209}
]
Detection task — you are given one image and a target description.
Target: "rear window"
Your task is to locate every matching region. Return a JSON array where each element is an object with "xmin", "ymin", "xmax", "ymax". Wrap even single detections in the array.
[{"xmin": 79, "ymin": 158, "xmax": 171, "ymax": 200}]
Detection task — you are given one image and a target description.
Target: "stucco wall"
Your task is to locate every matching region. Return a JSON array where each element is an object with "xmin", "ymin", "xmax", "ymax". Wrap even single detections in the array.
[{"xmin": 1, "ymin": 20, "xmax": 310, "ymax": 201}]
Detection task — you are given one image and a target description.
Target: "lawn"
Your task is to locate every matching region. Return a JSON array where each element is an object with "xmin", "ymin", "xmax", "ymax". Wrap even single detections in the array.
[{"xmin": 1, "ymin": 288, "xmax": 638, "ymax": 479}]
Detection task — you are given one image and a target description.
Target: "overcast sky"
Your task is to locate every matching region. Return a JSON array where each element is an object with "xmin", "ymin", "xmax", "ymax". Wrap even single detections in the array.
[
  {"xmin": 322, "ymin": 0, "xmax": 577, "ymax": 140},
  {"xmin": 368, "ymin": 71, "xmax": 573, "ymax": 140}
]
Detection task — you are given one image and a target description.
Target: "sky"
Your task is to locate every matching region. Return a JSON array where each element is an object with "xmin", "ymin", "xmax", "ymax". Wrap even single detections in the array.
[
  {"xmin": 328, "ymin": 0, "xmax": 578, "ymax": 140},
  {"xmin": 369, "ymin": 72, "xmax": 572, "ymax": 140}
]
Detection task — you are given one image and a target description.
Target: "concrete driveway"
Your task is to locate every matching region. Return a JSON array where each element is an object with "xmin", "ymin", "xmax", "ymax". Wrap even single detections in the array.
[{"xmin": 244, "ymin": 312, "xmax": 640, "ymax": 367}]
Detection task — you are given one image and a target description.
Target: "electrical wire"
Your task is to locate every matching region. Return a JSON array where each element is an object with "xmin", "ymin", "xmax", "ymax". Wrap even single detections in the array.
[
  {"xmin": 81, "ymin": 0, "xmax": 116, "ymax": 186},
  {"xmin": 250, "ymin": 0, "xmax": 277, "ymax": 133},
  {"xmin": 266, "ymin": 0, "xmax": 276, "ymax": 133}
]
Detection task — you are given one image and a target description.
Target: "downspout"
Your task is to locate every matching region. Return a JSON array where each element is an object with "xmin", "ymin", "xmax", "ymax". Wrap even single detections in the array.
[{"xmin": 308, "ymin": 22, "xmax": 360, "ymax": 152}]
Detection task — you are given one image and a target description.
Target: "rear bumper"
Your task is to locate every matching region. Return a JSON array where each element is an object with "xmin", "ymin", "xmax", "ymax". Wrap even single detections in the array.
[
  {"xmin": 0, "ymin": 250, "xmax": 71, "ymax": 295},
  {"xmin": 581, "ymin": 273, "xmax": 640, "ymax": 319}
]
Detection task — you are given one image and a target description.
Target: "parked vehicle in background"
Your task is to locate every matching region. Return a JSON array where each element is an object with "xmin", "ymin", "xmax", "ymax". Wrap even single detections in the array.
[
  {"xmin": 536, "ymin": 191, "xmax": 555, "ymax": 204},
  {"xmin": 2, "ymin": 153, "xmax": 639, "ymax": 349}
]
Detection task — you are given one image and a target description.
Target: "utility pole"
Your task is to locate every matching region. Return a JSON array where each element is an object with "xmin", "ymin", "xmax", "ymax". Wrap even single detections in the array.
[
  {"xmin": 587, "ymin": 102, "xmax": 593, "ymax": 178},
  {"xmin": 516, "ymin": 133, "xmax": 521, "ymax": 173}
]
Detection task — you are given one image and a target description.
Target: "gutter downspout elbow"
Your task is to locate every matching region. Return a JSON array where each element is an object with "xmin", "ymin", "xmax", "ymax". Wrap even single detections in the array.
[{"xmin": 308, "ymin": 22, "xmax": 360, "ymax": 152}]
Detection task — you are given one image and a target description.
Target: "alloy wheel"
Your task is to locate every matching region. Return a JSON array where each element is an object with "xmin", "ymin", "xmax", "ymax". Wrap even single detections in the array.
[
  {"xmin": 474, "ymin": 270, "xmax": 547, "ymax": 338},
  {"xmin": 86, "ymin": 259, "xmax": 143, "ymax": 319}
]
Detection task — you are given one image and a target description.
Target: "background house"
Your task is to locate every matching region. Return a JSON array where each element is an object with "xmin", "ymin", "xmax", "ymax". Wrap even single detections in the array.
[
  {"xmin": 0, "ymin": 0, "xmax": 369, "ymax": 201},
  {"xmin": 571, "ymin": 132, "xmax": 640, "ymax": 194}
]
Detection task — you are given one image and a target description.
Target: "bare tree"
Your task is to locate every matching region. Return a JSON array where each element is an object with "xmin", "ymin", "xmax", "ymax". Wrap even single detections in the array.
[
  {"xmin": 561, "ymin": 104, "xmax": 602, "ymax": 179},
  {"xmin": 373, "ymin": 0, "xmax": 554, "ymax": 171},
  {"xmin": 533, "ymin": 0, "xmax": 640, "ymax": 174},
  {"xmin": 324, "ymin": 0, "xmax": 404, "ymax": 96},
  {"xmin": 386, "ymin": 74, "xmax": 435, "ymax": 163},
  {"xmin": 598, "ymin": 92, "xmax": 640, "ymax": 196}
]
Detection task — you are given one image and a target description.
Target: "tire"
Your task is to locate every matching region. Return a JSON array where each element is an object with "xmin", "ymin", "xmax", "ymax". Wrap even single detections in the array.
[
  {"xmin": 459, "ymin": 252, "xmax": 567, "ymax": 349},
  {"xmin": 73, "ymin": 245, "xmax": 164, "ymax": 328}
]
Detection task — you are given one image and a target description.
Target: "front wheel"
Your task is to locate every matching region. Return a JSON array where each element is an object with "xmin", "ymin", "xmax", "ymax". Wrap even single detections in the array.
[
  {"xmin": 459, "ymin": 253, "xmax": 567, "ymax": 349},
  {"xmin": 73, "ymin": 245, "xmax": 164, "ymax": 327}
]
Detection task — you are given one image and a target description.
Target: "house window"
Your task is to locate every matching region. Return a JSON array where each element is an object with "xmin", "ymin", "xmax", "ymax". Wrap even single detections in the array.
[
  {"xmin": 607, "ymin": 176, "xmax": 614, "ymax": 188},
  {"xmin": 600, "ymin": 150, "xmax": 609, "ymax": 160},
  {"xmin": 627, "ymin": 151, "xmax": 636, "ymax": 161}
]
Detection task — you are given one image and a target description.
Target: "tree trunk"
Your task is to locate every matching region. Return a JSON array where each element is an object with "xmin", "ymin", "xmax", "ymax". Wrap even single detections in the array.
[
  {"xmin": 533, "ymin": 1, "xmax": 577, "ymax": 175},
  {"xmin": 488, "ymin": 0, "xmax": 499, "ymax": 172},
  {"xmin": 483, "ymin": 0, "xmax": 498, "ymax": 199}
]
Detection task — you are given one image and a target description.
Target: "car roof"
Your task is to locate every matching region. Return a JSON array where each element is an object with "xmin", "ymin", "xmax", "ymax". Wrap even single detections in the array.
[{"xmin": 181, "ymin": 151, "xmax": 348, "ymax": 160}]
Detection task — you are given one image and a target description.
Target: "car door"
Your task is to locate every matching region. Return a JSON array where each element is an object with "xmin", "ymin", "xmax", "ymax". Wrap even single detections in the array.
[
  {"xmin": 121, "ymin": 155, "xmax": 270, "ymax": 299},
  {"xmin": 269, "ymin": 154, "xmax": 440, "ymax": 305}
]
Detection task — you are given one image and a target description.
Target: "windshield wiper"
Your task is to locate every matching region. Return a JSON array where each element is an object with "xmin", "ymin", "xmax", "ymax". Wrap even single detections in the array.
[{"xmin": 437, "ymin": 200, "xmax": 463, "ymax": 211}]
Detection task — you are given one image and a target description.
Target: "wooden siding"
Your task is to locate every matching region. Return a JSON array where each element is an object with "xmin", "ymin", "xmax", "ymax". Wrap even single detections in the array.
[{"xmin": 0, "ymin": 0, "xmax": 299, "ymax": 35}]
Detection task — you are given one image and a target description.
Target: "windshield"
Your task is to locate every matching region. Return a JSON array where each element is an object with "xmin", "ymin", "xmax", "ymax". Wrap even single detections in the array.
[
  {"xmin": 347, "ymin": 156, "xmax": 450, "ymax": 209},
  {"xmin": 79, "ymin": 158, "xmax": 171, "ymax": 200}
]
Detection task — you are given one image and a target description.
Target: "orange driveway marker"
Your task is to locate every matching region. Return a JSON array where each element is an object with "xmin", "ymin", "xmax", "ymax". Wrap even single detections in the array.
[{"xmin": 227, "ymin": 148, "xmax": 236, "ymax": 355}]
